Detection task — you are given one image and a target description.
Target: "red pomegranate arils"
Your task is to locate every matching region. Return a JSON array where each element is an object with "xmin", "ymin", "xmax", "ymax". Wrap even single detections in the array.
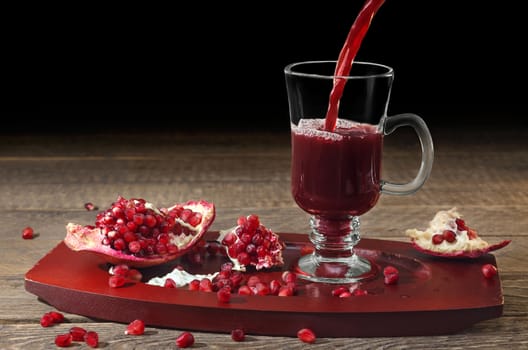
[
  {"xmin": 84, "ymin": 202, "xmax": 98, "ymax": 211},
  {"xmin": 164, "ymin": 278, "xmax": 177, "ymax": 288},
  {"xmin": 297, "ymin": 328, "xmax": 316, "ymax": 344},
  {"xmin": 176, "ymin": 331, "xmax": 195, "ymax": 348},
  {"xmin": 69, "ymin": 326, "xmax": 87, "ymax": 341},
  {"xmin": 108, "ymin": 275, "xmax": 126, "ymax": 288},
  {"xmin": 84, "ymin": 331, "xmax": 99, "ymax": 348},
  {"xmin": 217, "ymin": 286, "xmax": 232, "ymax": 303},
  {"xmin": 231, "ymin": 328, "xmax": 246, "ymax": 342},
  {"xmin": 125, "ymin": 319, "xmax": 145, "ymax": 335},
  {"xmin": 40, "ymin": 313, "xmax": 55, "ymax": 327},
  {"xmin": 48, "ymin": 311, "xmax": 65, "ymax": 323},
  {"xmin": 482, "ymin": 263, "xmax": 498, "ymax": 279},
  {"xmin": 55, "ymin": 333, "xmax": 73, "ymax": 347},
  {"xmin": 383, "ymin": 265, "xmax": 400, "ymax": 285},
  {"xmin": 22, "ymin": 226, "xmax": 34, "ymax": 239}
]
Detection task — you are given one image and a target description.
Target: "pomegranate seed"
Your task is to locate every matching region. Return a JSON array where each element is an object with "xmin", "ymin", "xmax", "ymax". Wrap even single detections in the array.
[
  {"xmin": 22, "ymin": 226, "xmax": 34, "ymax": 239},
  {"xmin": 127, "ymin": 268, "xmax": 143, "ymax": 282},
  {"xmin": 109, "ymin": 275, "xmax": 126, "ymax": 288},
  {"xmin": 164, "ymin": 278, "xmax": 177, "ymax": 288},
  {"xmin": 84, "ymin": 202, "xmax": 97, "ymax": 211},
  {"xmin": 339, "ymin": 291, "xmax": 352, "ymax": 298},
  {"xmin": 199, "ymin": 278, "xmax": 213, "ymax": 292},
  {"xmin": 482, "ymin": 263, "xmax": 498, "ymax": 279},
  {"xmin": 278, "ymin": 285, "xmax": 295, "ymax": 296},
  {"xmin": 442, "ymin": 230, "xmax": 457, "ymax": 243},
  {"xmin": 237, "ymin": 285, "xmax": 252, "ymax": 295},
  {"xmin": 231, "ymin": 328, "xmax": 245, "ymax": 342},
  {"xmin": 69, "ymin": 326, "xmax": 87, "ymax": 341},
  {"xmin": 331, "ymin": 286, "xmax": 349, "ymax": 297},
  {"xmin": 217, "ymin": 286, "xmax": 232, "ymax": 303},
  {"xmin": 125, "ymin": 319, "xmax": 145, "ymax": 335},
  {"xmin": 352, "ymin": 288, "xmax": 368, "ymax": 296},
  {"xmin": 383, "ymin": 265, "xmax": 399, "ymax": 285},
  {"xmin": 55, "ymin": 333, "xmax": 73, "ymax": 347},
  {"xmin": 85, "ymin": 331, "xmax": 99, "ymax": 348},
  {"xmin": 188, "ymin": 279, "xmax": 200, "ymax": 291},
  {"xmin": 112, "ymin": 264, "xmax": 130, "ymax": 276},
  {"xmin": 432, "ymin": 234, "xmax": 444, "ymax": 245},
  {"xmin": 455, "ymin": 218, "xmax": 468, "ymax": 231},
  {"xmin": 40, "ymin": 313, "xmax": 55, "ymax": 327},
  {"xmin": 269, "ymin": 279, "xmax": 282, "ymax": 295},
  {"xmin": 176, "ymin": 331, "xmax": 195, "ymax": 348},
  {"xmin": 281, "ymin": 271, "xmax": 297, "ymax": 284},
  {"xmin": 297, "ymin": 328, "xmax": 316, "ymax": 344},
  {"xmin": 48, "ymin": 311, "xmax": 65, "ymax": 323}
]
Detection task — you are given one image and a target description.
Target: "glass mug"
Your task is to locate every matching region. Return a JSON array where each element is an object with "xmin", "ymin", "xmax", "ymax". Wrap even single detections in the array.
[{"xmin": 284, "ymin": 60, "xmax": 434, "ymax": 283}]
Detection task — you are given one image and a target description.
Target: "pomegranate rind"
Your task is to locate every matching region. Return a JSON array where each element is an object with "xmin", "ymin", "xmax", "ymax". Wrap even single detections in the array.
[
  {"xmin": 64, "ymin": 199, "xmax": 215, "ymax": 268},
  {"xmin": 410, "ymin": 239, "xmax": 511, "ymax": 258},
  {"xmin": 217, "ymin": 224, "xmax": 285, "ymax": 272},
  {"xmin": 406, "ymin": 207, "xmax": 511, "ymax": 258}
]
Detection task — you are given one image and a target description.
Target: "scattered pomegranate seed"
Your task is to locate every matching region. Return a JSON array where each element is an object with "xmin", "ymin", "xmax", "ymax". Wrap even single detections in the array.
[
  {"xmin": 331, "ymin": 286, "xmax": 349, "ymax": 297},
  {"xmin": 297, "ymin": 328, "xmax": 316, "ymax": 344},
  {"xmin": 482, "ymin": 263, "xmax": 498, "ymax": 279},
  {"xmin": 188, "ymin": 279, "xmax": 200, "ymax": 291},
  {"xmin": 231, "ymin": 328, "xmax": 245, "ymax": 342},
  {"xmin": 40, "ymin": 311, "xmax": 65, "ymax": 327},
  {"xmin": 176, "ymin": 331, "xmax": 195, "ymax": 348},
  {"xmin": 55, "ymin": 333, "xmax": 73, "ymax": 347},
  {"xmin": 125, "ymin": 319, "xmax": 145, "ymax": 335},
  {"xmin": 383, "ymin": 265, "xmax": 400, "ymax": 285},
  {"xmin": 108, "ymin": 275, "xmax": 126, "ymax": 288},
  {"xmin": 217, "ymin": 286, "xmax": 232, "ymax": 303},
  {"xmin": 22, "ymin": 226, "xmax": 34, "ymax": 239},
  {"xmin": 84, "ymin": 202, "xmax": 98, "ymax": 211},
  {"xmin": 84, "ymin": 331, "xmax": 99, "ymax": 348},
  {"xmin": 164, "ymin": 278, "xmax": 177, "ymax": 288},
  {"xmin": 69, "ymin": 326, "xmax": 87, "ymax": 341},
  {"xmin": 352, "ymin": 288, "xmax": 368, "ymax": 296}
]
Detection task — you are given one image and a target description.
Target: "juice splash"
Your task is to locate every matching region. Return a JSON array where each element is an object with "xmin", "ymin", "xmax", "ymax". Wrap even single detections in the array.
[{"xmin": 324, "ymin": 0, "xmax": 386, "ymax": 132}]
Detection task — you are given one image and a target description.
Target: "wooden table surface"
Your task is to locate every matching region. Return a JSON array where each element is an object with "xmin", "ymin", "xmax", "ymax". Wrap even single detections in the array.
[{"xmin": 1, "ymin": 123, "xmax": 527, "ymax": 349}]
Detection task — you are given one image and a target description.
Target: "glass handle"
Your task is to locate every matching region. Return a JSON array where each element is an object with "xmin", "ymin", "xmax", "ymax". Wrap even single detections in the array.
[{"xmin": 381, "ymin": 113, "xmax": 434, "ymax": 195}]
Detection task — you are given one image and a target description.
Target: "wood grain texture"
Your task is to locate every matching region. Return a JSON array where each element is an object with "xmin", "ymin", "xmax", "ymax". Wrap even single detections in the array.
[{"xmin": 1, "ymin": 125, "xmax": 527, "ymax": 349}]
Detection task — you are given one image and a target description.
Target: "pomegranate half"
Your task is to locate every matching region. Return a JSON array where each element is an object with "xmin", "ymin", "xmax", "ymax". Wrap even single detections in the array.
[{"xmin": 64, "ymin": 196, "xmax": 216, "ymax": 268}]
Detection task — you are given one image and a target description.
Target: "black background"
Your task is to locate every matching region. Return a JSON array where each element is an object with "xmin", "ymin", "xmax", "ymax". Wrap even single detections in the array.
[{"xmin": 4, "ymin": 1, "xmax": 525, "ymax": 132}]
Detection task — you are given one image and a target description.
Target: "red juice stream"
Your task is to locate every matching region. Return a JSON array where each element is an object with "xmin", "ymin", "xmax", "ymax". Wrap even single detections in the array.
[
  {"xmin": 324, "ymin": 0, "xmax": 386, "ymax": 132},
  {"xmin": 291, "ymin": 0, "xmax": 387, "ymax": 220}
]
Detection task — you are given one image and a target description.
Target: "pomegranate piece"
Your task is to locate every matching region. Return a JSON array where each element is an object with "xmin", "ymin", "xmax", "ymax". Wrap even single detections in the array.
[
  {"xmin": 176, "ymin": 331, "xmax": 195, "ymax": 348},
  {"xmin": 125, "ymin": 319, "xmax": 145, "ymax": 335},
  {"xmin": 22, "ymin": 226, "xmax": 35, "ymax": 239},
  {"xmin": 55, "ymin": 333, "xmax": 73, "ymax": 347},
  {"xmin": 406, "ymin": 207, "xmax": 511, "ymax": 258},
  {"xmin": 297, "ymin": 328, "xmax": 316, "ymax": 344},
  {"xmin": 482, "ymin": 263, "xmax": 498, "ymax": 279},
  {"xmin": 217, "ymin": 214, "xmax": 285, "ymax": 271},
  {"xmin": 64, "ymin": 196, "xmax": 216, "ymax": 268}
]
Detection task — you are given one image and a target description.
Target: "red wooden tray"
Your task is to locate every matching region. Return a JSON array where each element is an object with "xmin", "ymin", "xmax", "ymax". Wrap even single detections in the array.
[{"xmin": 25, "ymin": 232, "xmax": 504, "ymax": 338}]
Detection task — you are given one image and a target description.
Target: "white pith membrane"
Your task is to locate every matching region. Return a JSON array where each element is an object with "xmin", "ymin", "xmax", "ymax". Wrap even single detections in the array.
[{"xmin": 406, "ymin": 207, "xmax": 510, "ymax": 258}]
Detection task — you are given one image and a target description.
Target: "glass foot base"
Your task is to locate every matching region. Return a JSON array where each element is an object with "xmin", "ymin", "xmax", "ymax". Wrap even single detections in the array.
[{"xmin": 294, "ymin": 252, "xmax": 377, "ymax": 284}]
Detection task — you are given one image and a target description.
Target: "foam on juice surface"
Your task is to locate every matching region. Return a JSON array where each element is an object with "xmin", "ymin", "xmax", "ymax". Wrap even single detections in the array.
[{"xmin": 292, "ymin": 118, "xmax": 379, "ymax": 141}]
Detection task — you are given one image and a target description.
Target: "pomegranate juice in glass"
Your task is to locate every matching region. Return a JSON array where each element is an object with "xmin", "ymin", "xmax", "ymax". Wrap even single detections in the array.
[{"xmin": 285, "ymin": 61, "xmax": 434, "ymax": 283}]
